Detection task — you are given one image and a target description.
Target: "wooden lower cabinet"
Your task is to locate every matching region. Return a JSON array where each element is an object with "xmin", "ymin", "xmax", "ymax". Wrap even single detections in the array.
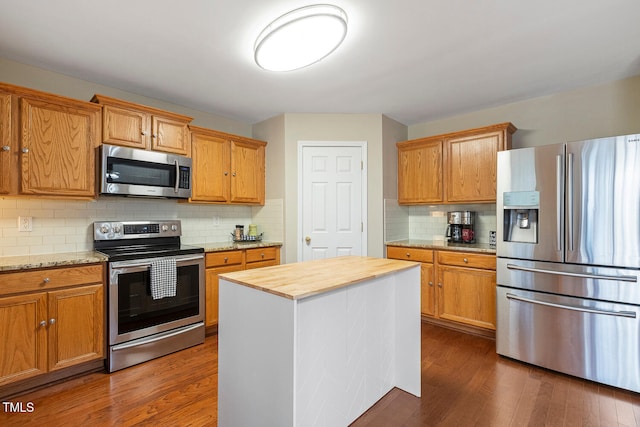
[
  {"xmin": 205, "ymin": 246, "xmax": 280, "ymax": 327},
  {"xmin": 387, "ymin": 246, "xmax": 496, "ymax": 334},
  {"xmin": 0, "ymin": 264, "xmax": 104, "ymax": 387}
]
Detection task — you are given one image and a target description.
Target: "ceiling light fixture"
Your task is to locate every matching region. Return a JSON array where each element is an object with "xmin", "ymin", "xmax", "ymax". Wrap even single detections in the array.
[{"xmin": 254, "ymin": 4, "xmax": 348, "ymax": 72}]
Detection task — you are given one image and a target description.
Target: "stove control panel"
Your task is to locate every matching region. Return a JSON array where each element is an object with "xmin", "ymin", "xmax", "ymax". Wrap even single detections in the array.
[{"xmin": 93, "ymin": 220, "xmax": 182, "ymax": 240}]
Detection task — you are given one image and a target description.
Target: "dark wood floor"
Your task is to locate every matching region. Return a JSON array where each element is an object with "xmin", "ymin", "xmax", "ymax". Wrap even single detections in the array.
[{"xmin": 2, "ymin": 323, "xmax": 639, "ymax": 426}]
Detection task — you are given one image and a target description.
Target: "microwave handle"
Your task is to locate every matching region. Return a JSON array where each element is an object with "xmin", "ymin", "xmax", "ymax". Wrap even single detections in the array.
[{"xmin": 174, "ymin": 160, "xmax": 180, "ymax": 193}]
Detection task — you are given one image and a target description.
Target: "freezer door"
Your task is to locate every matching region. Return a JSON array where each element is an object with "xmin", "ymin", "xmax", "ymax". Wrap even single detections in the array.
[
  {"xmin": 566, "ymin": 134, "xmax": 640, "ymax": 268},
  {"xmin": 496, "ymin": 286, "xmax": 640, "ymax": 393},
  {"xmin": 497, "ymin": 258, "xmax": 640, "ymax": 304},
  {"xmin": 497, "ymin": 143, "xmax": 564, "ymax": 262}
]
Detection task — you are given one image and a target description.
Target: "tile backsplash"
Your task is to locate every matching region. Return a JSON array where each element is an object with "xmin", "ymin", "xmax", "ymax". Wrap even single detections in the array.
[
  {"xmin": 0, "ymin": 197, "xmax": 284, "ymax": 257},
  {"xmin": 384, "ymin": 199, "xmax": 497, "ymax": 244}
]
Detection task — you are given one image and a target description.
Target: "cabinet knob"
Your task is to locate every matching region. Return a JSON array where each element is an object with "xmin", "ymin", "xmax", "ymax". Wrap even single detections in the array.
[
  {"xmin": 152, "ymin": 134, "xmax": 157, "ymax": 138},
  {"xmin": 22, "ymin": 147, "xmax": 29, "ymax": 153},
  {"xmin": 224, "ymin": 172, "xmax": 228, "ymax": 176},
  {"xmin": 232, "ymin": 172, "xmax": 236, "ymax": 177},
  {"xmin": 49, "ymin": 318, "xmax": 56, "ymax": 325},
  {"xmin": 406, "ymin": 252, "xmax": 410, "ymax": 258},
  {"xmin": 438, "ymin": 282, "xmax": 443, "ymax": 288},
  {"xmin": 224, "ymin": 257, "xmax": 228, "ymax": 263},
  {"xmin": 429, "ymin": 281, "xmax": 433, "ymax": 287},
  {"xmin": 43, "ymin": 277, "xmax": 50, "ymax": 283},
  {"xmin": 261, "ymin": 253, "xmax": 265, "ymax": 258},
  {"xmin": 141, "ymin": 131, "xmax": 147, "ymax": 136},
  {"xmin": 1, "ymin": 145, "xmax": 9, "ymax": 151},
  {"xmin": 305, "ymin": 236, "xmax": 311, "ymax": 243},
  {"xmin": 39, "ymin": 320, "xmax": 47, "ymax": 328},
  {"xmin": 463, "ymin": 258, "xmax": 468, "ymax": 263}
]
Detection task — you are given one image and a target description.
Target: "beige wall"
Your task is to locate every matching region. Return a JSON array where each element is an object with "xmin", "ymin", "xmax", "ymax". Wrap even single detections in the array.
[
  {"xmin": 408, "ymin": 74, "xmax": 640, "ymax": 148},
  {"xmin": 381, "ymin": 115, "xmax": 408, "ymax": 200},
  {"xmin": 254, "ymin": 113, "xmax": 394, "ymax": 262},
  {"xmin": 0, "ymin": 58, "xmax": 252, "ymax": 136}
]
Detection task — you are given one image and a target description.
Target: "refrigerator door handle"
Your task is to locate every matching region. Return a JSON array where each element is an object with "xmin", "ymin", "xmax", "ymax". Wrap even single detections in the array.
[
  {"xmin": 556, "ymin": 154, "xmax": 563, "ymax": 252},
  {"xmin": 567, "ymin": 152, "xmax": 575, "ymax": 252},
  {"xmin": 506, "ymin": 293, "xmax": 637, "ymax": 318},
  {"xmin": 506, "ymin": 263, "xmax": 638, "ymax": 282}
]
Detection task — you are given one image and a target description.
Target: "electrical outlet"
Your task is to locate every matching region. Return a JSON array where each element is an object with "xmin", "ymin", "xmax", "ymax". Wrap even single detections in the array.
[{"xmin": 18, "ymin": 216, "xmax": 33, "ymax": 232}]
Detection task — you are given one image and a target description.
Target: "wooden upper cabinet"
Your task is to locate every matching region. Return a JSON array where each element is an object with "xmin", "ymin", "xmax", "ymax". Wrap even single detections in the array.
[
  {"xmin": 101, "ymin": 104, "xmax": 148, "ymax": 149},
  {"xmin": 397, "ymin": 122, "xmax": 515, "ymax": 205},
  {"xmin": 397, "ymin": 138, "xmax": 443, "ymax": 204},
  {"xmin": 446, "ymin": 127, "xmax": 513, "ymax": 203},
  {"xmin": 191, "ymin": 128, "xmax": 230, "ymax": 202},
  {"xmin": 0, "ymin": 91, "xmax": 13, "ymax": 194},
  {"xmin": 20, "ymin": 96, "xmax": 100, "ymax": 198},
  {"xmin": 92, "ymin": 94, "xmax": 192, "ymax": 156},
  {"xmin": 189, "ymin": 126, "xmax": 266, "ymax": 205},
  {"xmin": 230, "ymin": 138, "xmax": 265, "ymax": 204}
]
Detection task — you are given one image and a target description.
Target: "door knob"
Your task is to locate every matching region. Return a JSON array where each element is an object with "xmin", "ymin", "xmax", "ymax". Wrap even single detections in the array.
[{"xmin": 305, "ymin": 236, "xmax": 311, "ymax": 243}]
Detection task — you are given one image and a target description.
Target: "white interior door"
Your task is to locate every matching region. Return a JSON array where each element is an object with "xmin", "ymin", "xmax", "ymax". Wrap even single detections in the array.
[{"xmin": 299, "ymin": 142, "xmax": 366, "ymax": 261}]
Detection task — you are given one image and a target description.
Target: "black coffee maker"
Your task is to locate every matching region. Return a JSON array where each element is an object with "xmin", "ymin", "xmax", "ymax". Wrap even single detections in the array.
[{"xmin": 446, "ymin": 211, "xmax": 475, "ymax": 243}]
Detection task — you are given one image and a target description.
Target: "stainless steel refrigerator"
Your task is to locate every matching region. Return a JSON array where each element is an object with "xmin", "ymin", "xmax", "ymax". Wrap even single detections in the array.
[{"xmin": 496, "ymin": 133, "xmax": 640, "ymax": 393}]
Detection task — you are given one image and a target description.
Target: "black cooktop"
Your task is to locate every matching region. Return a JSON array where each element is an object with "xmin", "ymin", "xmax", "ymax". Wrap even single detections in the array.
[{"xmin": 95, "ymin": 238, "xmax": 203, "ymax": 262}]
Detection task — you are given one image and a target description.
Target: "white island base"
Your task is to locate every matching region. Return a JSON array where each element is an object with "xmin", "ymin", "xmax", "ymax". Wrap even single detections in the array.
[{"xmin": 218, "ymin": 256, "xmax": 421, "ymax": 427}]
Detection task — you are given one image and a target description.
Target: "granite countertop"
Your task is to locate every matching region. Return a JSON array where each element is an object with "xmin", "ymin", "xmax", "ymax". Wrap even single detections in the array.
[
  {"xmin": 0, "ymin": 251, "xmax": 108, "ymax": 272},
  {"xmin": 198, "ymin": 241, "xmax": 283, "ymax": 252},
  {"xmin": 386, "ymin": 239, "xmax": 496, "ymax": 254},
  {"xmin": 0, "ymin": 241, "xmax": 284, "ymax": 273},
  {"xmin": 219, "ymin": 256, "xmax": 418, "ymax": 300}
]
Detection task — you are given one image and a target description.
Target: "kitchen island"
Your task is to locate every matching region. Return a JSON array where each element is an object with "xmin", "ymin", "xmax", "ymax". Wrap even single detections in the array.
[{"xmin": 217, "ymin": 256, "xmax": 421, "ymax": 427}]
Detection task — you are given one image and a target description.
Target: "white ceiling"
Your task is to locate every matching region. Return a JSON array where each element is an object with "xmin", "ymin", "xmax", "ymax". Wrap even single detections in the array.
[{"xmin": 1, "ymin": 0, "xmax": 639, "ymax": 126}]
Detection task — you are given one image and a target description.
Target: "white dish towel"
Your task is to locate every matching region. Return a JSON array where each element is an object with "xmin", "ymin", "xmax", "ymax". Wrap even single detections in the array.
[{"xmin": 150, "ymin": 258, "xmax": 177, "ymax": 300}]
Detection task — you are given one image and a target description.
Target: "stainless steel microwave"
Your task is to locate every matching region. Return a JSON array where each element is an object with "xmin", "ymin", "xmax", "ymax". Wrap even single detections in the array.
[{"xmin": 100, "ymin": 144, "xmax": 192, "ymax": 199}]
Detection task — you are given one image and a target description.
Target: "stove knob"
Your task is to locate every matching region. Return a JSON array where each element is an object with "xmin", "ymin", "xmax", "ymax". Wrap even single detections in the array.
[
  {"xmin": 113, "ymin": 225, "xmax": 121, "ymax": 234},
  {"xmin": 100, "ymin": 223, "xmax": 111, "ymax": 234},
  {"xmin": 161, "ymin": 224, "xmax": 169, "ymax": 232},
  {"xmin": 171, "ymin": 224, "xmax": 178, "ymax": 232}
]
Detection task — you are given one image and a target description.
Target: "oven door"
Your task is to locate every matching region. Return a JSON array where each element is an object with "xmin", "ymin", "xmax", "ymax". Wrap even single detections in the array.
[{"xmin": 108, "ymin": 253, "xmax": 204, "ymax": 345}]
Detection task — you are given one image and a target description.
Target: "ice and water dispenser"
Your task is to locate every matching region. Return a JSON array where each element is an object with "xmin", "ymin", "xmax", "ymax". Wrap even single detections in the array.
[{"xmin": 502, "ymin": 191, "xmax": 539, "ymax": 244}]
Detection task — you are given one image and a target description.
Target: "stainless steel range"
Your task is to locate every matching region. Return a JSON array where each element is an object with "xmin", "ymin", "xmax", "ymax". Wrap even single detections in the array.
[{"xmin": 94, "ymin": 220, "xmax": 205, "ymax": 372}]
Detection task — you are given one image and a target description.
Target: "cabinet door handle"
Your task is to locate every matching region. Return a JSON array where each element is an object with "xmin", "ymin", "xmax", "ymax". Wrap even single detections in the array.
[
  {"xmin": 429, "ymin": 281, "xmax": 433, "ymax": 287},
  {"xmin": 43, "ymin": 277, "xmax": 50, "ymax": 283},
  {"xmin": 224, "ymin": 172, "xmax": 229, "ymax": 176},
  {"xmin": 49, "ymin": 318, "xmax": 56, "ymax": 325},
  {"xmin": 463, "ymin": 258, "xmax": 468, "ymax": 263},
  {"xmin": 39, "ymin": 320, "xmax": 47, "ymax": 328},
  {"xmin": 141, "ymin": 131, "xmax": 147, "ymax": 136},
  {"xmin": 1, "ymin": 145, "xmax": 9, "ymax": 151},
  {"xmin": 405, "ymin": 252, "xmax": 411, "ymax": 258},
  {"xmin": 438, "ymin": 282, "xmax": 443, "ymax": 288},
  {"xmin": 22, "ymin": 147, "xmax": 29, "ymax": 153},
  {"xmin": 261, "ymin": 253, "xmax": 265, "ymax": 258},
  {"xmin": 232, "ymin": 172, "xmax": 236, "ymax": 177}
]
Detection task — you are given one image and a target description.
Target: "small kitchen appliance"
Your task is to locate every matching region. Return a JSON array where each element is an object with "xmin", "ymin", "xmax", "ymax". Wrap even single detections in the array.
[
  {"xmin": 94, "ymin": 220, "xmax": 204, "ymax": 372},
  {"xmin": 446, "ymin": 211, "xmax": 475, "ymax": 243},
  {"xmin": 100, "ymin": 144, "xmax": 192, "ymax": 199}
]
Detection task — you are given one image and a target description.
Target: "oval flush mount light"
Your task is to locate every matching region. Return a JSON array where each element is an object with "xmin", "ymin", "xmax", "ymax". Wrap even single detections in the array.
[{"xmin": 254, "ymin": 4, "xmax": 348, "ymax": 72}]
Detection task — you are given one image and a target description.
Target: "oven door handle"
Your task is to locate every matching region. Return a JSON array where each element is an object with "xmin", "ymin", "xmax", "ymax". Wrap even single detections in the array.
[
  {"xmin": 506, "ymin": 293, "xmax": 637, "ymax": 318},
  {"xmin": 112, "ymin": 255, "xmax": 204, "ymax": 270},
  {"xmin": 112, "ymin": 322, "xmax": 204, "ymax": 351}
]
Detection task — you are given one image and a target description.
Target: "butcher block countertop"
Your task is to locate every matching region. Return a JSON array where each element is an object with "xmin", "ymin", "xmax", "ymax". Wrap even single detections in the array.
[{"xmin": 219, "ymin": 256, "xmax": 419, "ymax": 300}]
